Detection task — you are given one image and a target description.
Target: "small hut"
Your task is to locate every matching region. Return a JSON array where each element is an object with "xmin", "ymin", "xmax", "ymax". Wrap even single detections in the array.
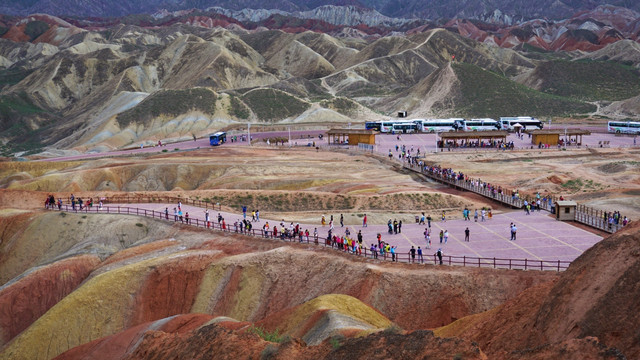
[{"xmin": 555, "ymin": 201, "xmax": 577, "ymax": 221}]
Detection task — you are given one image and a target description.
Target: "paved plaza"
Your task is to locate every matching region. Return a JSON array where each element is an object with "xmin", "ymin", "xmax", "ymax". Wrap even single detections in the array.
[{"xmin": 125, "ymin": 202, "xmax": 602, "ymax": 264}]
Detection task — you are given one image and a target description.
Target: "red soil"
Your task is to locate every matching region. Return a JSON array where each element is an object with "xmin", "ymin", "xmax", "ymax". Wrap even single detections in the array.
[{"xmin": 0, "ymin": 254, "xmax": 100, "ymax": 346}]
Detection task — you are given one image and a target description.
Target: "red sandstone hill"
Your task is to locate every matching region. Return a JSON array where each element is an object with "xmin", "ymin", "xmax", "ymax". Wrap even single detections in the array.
[
  {"xmin": 2, "ymin": 207, "xmax": 640, "ymax": 359},
  {"xmin": 437, "ymin": 220, "xmax": 640, "ymax": 358}
]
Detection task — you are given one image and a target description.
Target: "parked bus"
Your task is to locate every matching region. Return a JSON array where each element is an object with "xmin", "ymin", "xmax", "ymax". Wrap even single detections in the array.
[
  {"xmin": 454, "ymin": 118, "xmax": 500, "ymax": 131},
  {"xmin": 608, "ymin": 120, "xmax": 640, "ymax": 134},
  {"xmin": 379, "ymin": 120, "xmax": 417, "ymax": 133},
  {"xmin": 392, "ymin": 122, "xmax": 418, "ymax": 133},
  {"xmin": 414, "ymin": 119, "xmax": 458, "ymax": 133},
  {"xmin": 209, "ymin": 132, "xmax": 227, "ymax": 146},
  {"xmin": 499, "ymin": 117, "xmax": 543, "ymax": 131},
  {"xmin": 365, "ymin": 121, "xmax": 382, "ymax": 131}
]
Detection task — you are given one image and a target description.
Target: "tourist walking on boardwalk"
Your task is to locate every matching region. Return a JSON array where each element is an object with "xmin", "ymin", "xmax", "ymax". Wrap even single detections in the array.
[
  {"xmin": 363, "ymin": 214, "xmax": 367, "ymax": 227},
  {"xmin": 340, "ymin": 214, "xmax": 344, "ymax": 227},
  {"xmin": 439, "ymin": 230, "xmax": 444, "ymax": 244},
  {"xmin": 321, "ymin": 215, "xmax": 326, "ymax": 226},
  {"xmin": 178, "ymin": 201, "xmax": 181, "ymax": 211},
  {"xmin": 173, "ymin": 207, "xmax": 178, "ymax": 221},
  {"xmin": 442, "ymin": 211, "xmax": 446, "ymax": 222},
  {"xmin": 481, "ymin": 209, "xmax": 486, "ymax": 222},
  {"xmin": 409, "ymin": 246, "xmax": 416, "ymax": 263},
  {"xmin": 436, "ymin": 248, "xmax": 443, "ymax": 265},
  {"xmin": 256, "ymin": 210, "xmax": 260, "ymax": 222},
  {"xmin": 165, "ymin": 207, "xmax": 169, "ymax": 220},
  {"xmin": 417, "ymin": 246, "xmax": 424, "ymax": 263},
  {"xmin": 464, "ymin": 227, "xmax": 470, "ymax": 242},
  {"xmin": 393, "ymin": 219, "xmax": 398, "ymax": 234},
  {"xmin": 427, "ymin": 214, "xmax": 432, "ymax": 228},
  {"xmin": 398, "ymin": 220, "xmax": 402, "ymax": 233},
  {"xmin": 444, "ymin": 230, "xmax": 449, "ymax": 244},
  {"xmin": 510, "ymin": 223, "xmax": 517, "ymax": 240},
  {"xmin": 474, "ymin": 210, "xmax": 478, "ymax": 222},
  {"xmin": 204, "ymin": 209, "xmax": 210, "ymax": 227},
  {"xmin": 242, "ymin": 206, "xmax": 247, "ymax": 219}
]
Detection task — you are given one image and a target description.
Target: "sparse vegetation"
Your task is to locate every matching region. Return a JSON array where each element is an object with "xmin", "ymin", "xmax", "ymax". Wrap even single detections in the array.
[
  {"xmin": 320, "ymin": 97, "xmax": 360, "ymax": 116},
  {"xmin": 116, "ymin": 88, "xmax": 217, "ymax": 127},
  {"xmin": 229, "ymin": 95, "xmax": 251, "ymax": 119},
  {"xmin": 242, "ymin": 89, "xmax": 310, "ymax": 122},
  {"xmin": 330, "ymin": 334, "xmax": 345, "ymax": 349},
  {"xmin": 24, "ymin": 20, "xmax": 49, "ymax": 41},
  {"xmin": 452, "ymin": 62, "xmax": 596, "ymax": 118},
  {"xmin": 248, "ymin": 326, "xmax": 286, "ymax": 343},
  {"xmin": 534, "ymin": 60, "xmax": 640, "ymax": 101}
]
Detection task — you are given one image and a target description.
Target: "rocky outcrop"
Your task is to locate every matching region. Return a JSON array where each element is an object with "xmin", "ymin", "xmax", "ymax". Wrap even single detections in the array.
[{"xmin": 436, "ymin": 221, "xmax": 640, "ymax": 358}]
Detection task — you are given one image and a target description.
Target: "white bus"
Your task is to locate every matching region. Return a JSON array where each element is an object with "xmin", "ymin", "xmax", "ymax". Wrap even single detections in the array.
[
  {"xmin": 392, "ymin": 122, "xmax": 418, "ymax": 133},
  {"xmin": 377, "ymin": 119, "xmax": 416, "ymax": 133},
  {"xmin": 608, "ymin": 121, "xmax": 640, "ymax": 134},
  {"xmin": 499, "ymin": 117, "xmax": 543, "ymax": 131},
  {"xmin": 454, "ymin": 118, "xmax": 500, "ymax": 131},
  {"xmin": 414, "ymin": 119, "xmax": 458, "ymax": 133}
]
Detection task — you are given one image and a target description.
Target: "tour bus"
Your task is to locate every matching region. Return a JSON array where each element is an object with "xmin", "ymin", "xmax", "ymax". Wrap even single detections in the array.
[
  {"xmin": 414, "ymin": 119, "xmax": 459, "ymax": 133},
  {"xmin": 499, "ymin": 117, "xmax": 543, "ymax": 131},
  {"xmin": 608, "ymin": 120, "xmax": 640, "ymax": 134},
  {"xmin": 209, "ymin": 132, "xmax": 227, "ymax": 146},
  {"xmin": 392, "ymin": 122, "xmax": 418, "ymax": 133},
  {"xmin": 454, "ymin": 118, "xmax": 501, "ymax": 131},
  {"xmin": 380, "ymin": 120, "xmax": 418, "ymax": 133},
  {"xmin": 365, "ymin": 121, "xmax": 382, "ymax": 131}
]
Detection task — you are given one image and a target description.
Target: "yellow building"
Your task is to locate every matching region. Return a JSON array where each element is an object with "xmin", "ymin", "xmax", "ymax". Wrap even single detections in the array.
[
  {"xmin": 527, "ymin": 129, "xmax": 591, "ymax": 146},
  {"xmin": 326, "ymin": 129, "xmax": 377, "ymax": 145}
]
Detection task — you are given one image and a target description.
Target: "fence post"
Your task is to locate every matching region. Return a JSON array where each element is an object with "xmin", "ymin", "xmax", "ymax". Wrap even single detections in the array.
[
  {"xmin": 493, "ymin": 257, "xmax": 496, "ymax": 268},
  {"xmin": 525, "ymin": 258, "xmax": 527, "ymax": 270},
  {"xmin": 557, "ymin": 260, "xmax": 560, "ymax": 272},
  {"xmin": 463, "ymin": 256, "xmax": 466, "ymax": 267}
]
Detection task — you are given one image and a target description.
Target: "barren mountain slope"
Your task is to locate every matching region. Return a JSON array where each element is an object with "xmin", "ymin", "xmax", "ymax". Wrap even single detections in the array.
[
  {"xmin": 0, "ymin": 209, "xmax": 555, "ymax": 360},
  {"xmin": 436, "ymin": 221, "xmax": 640, "ymax": 358}
]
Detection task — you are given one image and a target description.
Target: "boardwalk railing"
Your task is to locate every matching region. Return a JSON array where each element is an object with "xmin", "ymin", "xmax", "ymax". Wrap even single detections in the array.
[
  {"xmin": 402, "ymin": 163, "xmax": 626, "ymax": 234},
  {"xmin": 575, "ymin": 204, "xmax": 623, "ymax": 233},
  {"xmin": 47, "ymin": 204, "xmax": 571, "ymax": 272},
  {"xmin": 402, "ymin": 163, "xmax": 553, "ymax": 210}
]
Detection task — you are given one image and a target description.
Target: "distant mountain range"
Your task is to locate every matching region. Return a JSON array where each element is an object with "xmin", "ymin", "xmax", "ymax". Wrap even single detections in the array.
[
  {"xmin": 0, "ymin": 3, "xmax": 639, "ymax": 156},
  {"xmin": 1, "ymin": 0, "xmax": 640, "ymax": 24}
]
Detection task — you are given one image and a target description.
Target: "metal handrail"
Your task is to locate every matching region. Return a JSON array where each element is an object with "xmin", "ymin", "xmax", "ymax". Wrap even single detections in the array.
[{"xmin": 46, "ymin": 204, "xmax": 571, "ymax": 272}]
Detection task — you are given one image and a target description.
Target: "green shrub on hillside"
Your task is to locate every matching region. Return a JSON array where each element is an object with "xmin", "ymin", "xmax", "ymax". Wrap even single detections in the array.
[
  {"xmin": 229, "ymin": 95, "xmax": 251, "ymax": 119},
  {"xmin": 24, "ymin": 20, "xmax": 49, "ymax": 41},
  {"xmin": 535, "ymin": 60, "xmax": 640, "ymax": 101},
  {"xmin": 116, "ymin": 88, "xmax": 216, "ymax": 127},
  {"xmin": 452, "ymin": 62, "xmax": 595, "ymax": 118},
  {"xmin": 241, "ymin": 88, "xmax": 310, "ymax": 122}
]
